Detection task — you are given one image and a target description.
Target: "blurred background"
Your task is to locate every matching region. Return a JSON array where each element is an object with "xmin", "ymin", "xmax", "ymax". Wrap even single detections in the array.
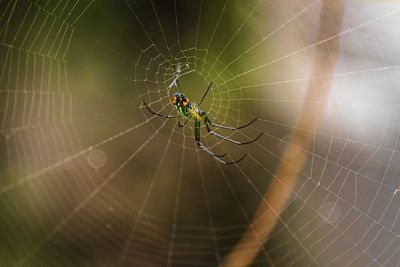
[{"xmin": 1, "ymin": 0, "xmax": 400, "ymax": 266}]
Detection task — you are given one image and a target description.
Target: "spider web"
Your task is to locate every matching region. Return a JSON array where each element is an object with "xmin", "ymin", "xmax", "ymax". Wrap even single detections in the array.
[{"xmin": 1, "ymin": 0, "xmax": 400, "ymax": 266}]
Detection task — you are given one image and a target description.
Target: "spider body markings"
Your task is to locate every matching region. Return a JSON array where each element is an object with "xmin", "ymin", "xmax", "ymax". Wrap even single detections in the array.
[
  {"xmin": 172, "ymin": 92, "xmax": 195, "ymax": 118},
  {"xmin": 143, "ymin": 78, "xmax": 263, "ymax": 165}
]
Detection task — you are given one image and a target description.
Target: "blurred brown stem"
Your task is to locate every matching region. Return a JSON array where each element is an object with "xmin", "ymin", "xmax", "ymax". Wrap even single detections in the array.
[{"xmin": 221, "ymin": 0, "xmax": 345, "ymax": 266}]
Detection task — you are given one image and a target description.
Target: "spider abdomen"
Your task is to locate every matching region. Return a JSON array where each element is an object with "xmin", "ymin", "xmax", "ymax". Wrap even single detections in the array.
[{"xmin": 173, "ymin": 92, "xmax": 193, "ymax": 118}]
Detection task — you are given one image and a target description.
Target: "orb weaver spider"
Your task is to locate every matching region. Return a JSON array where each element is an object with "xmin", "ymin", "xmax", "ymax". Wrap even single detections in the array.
[{"xmin": 143, "ymin": 75, "xmax": 263, "ymax": 165}]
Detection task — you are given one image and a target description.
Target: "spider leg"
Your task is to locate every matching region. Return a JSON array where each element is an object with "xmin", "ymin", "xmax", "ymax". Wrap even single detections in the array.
[
  {"xmin": 197, "ymin": 141, "xmax": 247, "ymax": 165},
  {"xmin": 198, "ymin": 82, "xmax": 213, "ymax": 107},
  {"xmin": 209, "ymin": 117, "xmax": 258, "ymax": 130},
  {"xmin": 194, "ymin": 118, "xmax": 226, "ymax": 158},
  {"xmin": 195, "ymin": 118, "xmax": 246, "ymax": 164},
  {"xmin": 210, "ymin": 131, "xmax": 263, "ymax": 145},
  {"xmin": 143, "ymin": 99, "xmax": 178, "ymax": 118},
  {"xmin": 178, "ymin": 115, "xmax": 192, "ymax": 127},
  {"xmin": 196, "ymin": 141, "xmax": 227, "ymax": 159},
  {"xmin": 224, "ymin": 153, "xmax": 248, "ymax": 165},
  {"xmin": 203, "ymin": 116, "xmax": 263, "ymax": 145}
]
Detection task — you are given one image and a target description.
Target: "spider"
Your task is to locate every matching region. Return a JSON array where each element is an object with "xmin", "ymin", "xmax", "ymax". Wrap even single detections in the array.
[{"xmin": 142, "ymin": 75, "xmax": 263, "ymax": 165}]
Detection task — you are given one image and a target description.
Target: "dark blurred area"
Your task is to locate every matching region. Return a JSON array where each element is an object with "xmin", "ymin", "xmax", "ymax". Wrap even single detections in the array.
[{"xmin": 1, "ymin": 0, "xmax": 400, "ymax": 266}]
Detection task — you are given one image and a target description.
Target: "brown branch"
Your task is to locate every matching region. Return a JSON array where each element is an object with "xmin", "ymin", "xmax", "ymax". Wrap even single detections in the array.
[{"xmin": 221, "ymin": 1, "xmax": 346, "ymax": 266}]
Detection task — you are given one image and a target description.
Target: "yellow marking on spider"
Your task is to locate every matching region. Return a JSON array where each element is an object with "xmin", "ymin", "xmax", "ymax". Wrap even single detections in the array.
[{"xmin": 189, "ymin": 108, "xmax": 203, "ymax": 120}]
